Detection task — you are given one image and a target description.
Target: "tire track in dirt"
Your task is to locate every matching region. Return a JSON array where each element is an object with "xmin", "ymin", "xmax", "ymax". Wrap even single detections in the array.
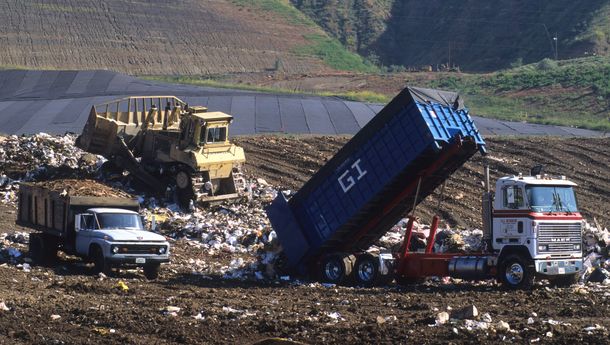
[{"xmin": 238, "ymin": 136, "xmax": 610, "ymax": 229}]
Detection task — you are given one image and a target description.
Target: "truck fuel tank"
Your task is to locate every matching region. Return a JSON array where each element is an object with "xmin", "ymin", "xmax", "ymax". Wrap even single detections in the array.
[{"xmin": 448, "ymin": 256, "xmax": 491, "ymax": 280}]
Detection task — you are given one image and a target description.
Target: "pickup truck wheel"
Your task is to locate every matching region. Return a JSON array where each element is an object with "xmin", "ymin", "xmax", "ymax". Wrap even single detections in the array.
[
  {"xmin": 28, "ymin": 233, "xmax": 44, "ymax": 264},
  {"xmin": 499, "ymin": 254, "xmax": 534, "ymax": 290},
  {"xmin": 143, "ymin": 263, "xmax": 161, "ymax": 280},
  {"xmin": 92, "ymin": 246, "xmax": 112, "ymax": 276},
  {"xmin": 549, "ymin": 273, "xmax": 580, "ymax": 287},
  {"xmin": 354, "ymin": 254, "xmax": 381, "ymax": 287},
  {"xmin": 41, "ymin": 234, "xmax": 58, "ymax": 264},
  {"xmin": 319, "ymin": 253, "xmax": 354, "ymax": 285}
]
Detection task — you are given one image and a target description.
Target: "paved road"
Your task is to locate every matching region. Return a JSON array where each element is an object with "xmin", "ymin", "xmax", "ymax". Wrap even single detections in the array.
[{"xmin": 0, "ymin": 70, "xmax": 606, "ymax": 137}]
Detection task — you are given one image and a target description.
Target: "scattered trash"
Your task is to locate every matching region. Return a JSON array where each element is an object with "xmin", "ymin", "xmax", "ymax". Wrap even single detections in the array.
[
  {"xmin": 451, "ymin": 305, "xmax": 478, "ymax": 320},
  {"xmin": 93, "ymin": 327, "xmax": 116, "ymax": 335},
  {"xmin": 464, "ymin": 319, "xmax": 489, "ymax": 331},
  {"xmin": 116, "ymin": 281, "xmax": 129, "ymax": 292},
  {"xmin": 481, "ymin": 313, "xmax": 492, "ymax": 323},
  {"xmin": 0, "ymin": 301, "xmax": 9, "ymax": 311},
  {"xmin": 494, "ymin": 320, "xmax": 510, "ymax": 332},
  {"xmin": 436, "ymin": 311, "xmax": 449, "ymax": 325},
  {"xmin": 50, "ymin": 314, "xmax": 61, "ymax": 320},
  {"xmin": 162, "ymin": 306, "xmax": 181, "ymax": 317}
]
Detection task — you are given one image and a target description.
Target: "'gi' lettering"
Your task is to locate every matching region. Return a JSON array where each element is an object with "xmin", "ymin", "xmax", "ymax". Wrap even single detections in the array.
[{"xmin": 338, "ymin": 159, "xmax": 367, "ymax": 193}]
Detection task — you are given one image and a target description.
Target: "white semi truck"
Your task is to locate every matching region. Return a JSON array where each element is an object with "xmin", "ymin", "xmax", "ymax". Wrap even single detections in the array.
[
  {"xmin": 480, "ymin": 168, "xmax": 583, "ymax": 288},
  {"xmin": 17, "ymin": 182, "xmax": 170, "ymax": 279}
]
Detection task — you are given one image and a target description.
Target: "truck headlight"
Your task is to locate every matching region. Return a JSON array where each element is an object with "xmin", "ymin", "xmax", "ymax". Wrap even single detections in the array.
[
  {"xmin": 158, "ymin": 246, "xmax": 166, "ymax": 254},
  {"xmin": 112, "ymin": 246, "xmax": 119, "ymax": 254},
  {"xmin": 538, "ymin": 244, "xmax": 548, "ymax": 252},
  {"xmin": 574, "ymin": 244, "xmax": 581, "ymax": 251}
]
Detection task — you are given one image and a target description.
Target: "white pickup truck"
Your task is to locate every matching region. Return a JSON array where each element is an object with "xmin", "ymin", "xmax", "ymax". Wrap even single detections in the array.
[{"xmin": 17, "ymin": 182, "xmax": 170, "ymax": 279}]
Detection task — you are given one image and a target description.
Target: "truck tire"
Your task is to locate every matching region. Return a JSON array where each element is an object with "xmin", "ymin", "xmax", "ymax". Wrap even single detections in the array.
[
  {"xmin": 143, "ymin": 263, "xmax": 161, "ymax": 280},
  {"xmin": 91, "ymin": 246, "xmax": 112, "ymax": 276},
  {"xmin": 354, "ymin": 254, "xmax": 382, "ymax": 287},
  {"xmin": 549, "ymin": 273, "xmax": 580, "ymax": 287},
  {"xmin": 499, "ymin": 254, "xmax": 534, "ymax": 290},
  {"xmin": 319, "ymin": 253, "xmax": 355, "ymax": 285},
  {"xmin": 28, "ymin": 233, "xmax": 43, "ymax": 264},
  {"xmin": 175, "ymin": 170, "xmax": 195, "ymax": 209},
  {"xmin": 41, "ymin": 234, "xmax": 58, "ymax": 264}
]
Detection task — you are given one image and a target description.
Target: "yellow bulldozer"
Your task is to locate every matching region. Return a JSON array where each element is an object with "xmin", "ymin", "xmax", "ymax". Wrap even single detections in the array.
[{"xmin": 76, "ymin": 96, "xmax": 246, "ymax": 207}]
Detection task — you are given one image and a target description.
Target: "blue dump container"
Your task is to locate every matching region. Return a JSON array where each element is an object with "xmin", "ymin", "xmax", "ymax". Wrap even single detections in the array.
[{"xmin": 266, "ymin": 87, "xmax": 486, "ymax": 269}]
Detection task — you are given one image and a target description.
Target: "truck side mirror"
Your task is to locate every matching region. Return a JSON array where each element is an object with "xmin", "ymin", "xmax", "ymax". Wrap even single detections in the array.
[{"xmin": 75, "ymin": 214, "xmax": 81, "ymax": 231}]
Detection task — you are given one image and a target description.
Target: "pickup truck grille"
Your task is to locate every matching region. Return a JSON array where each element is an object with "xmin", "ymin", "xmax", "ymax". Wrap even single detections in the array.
[
  {"xmin": 538, "ymin": 223, "xmax": 581, "ymax": 253},
  {"xmin": 117, "ymin": 245, "xmax": 165, "ymax": 255}
]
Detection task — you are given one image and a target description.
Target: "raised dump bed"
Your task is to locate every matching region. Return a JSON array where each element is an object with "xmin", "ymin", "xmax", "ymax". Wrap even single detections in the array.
[{"xmin": 266, "ymin": 87, "xmax": 486, "ymax": 270}]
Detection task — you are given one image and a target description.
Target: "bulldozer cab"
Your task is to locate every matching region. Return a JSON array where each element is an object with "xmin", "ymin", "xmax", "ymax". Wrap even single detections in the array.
[{"xmin": 180, "ymin": 109, "xmax": 233, "ymax": 149}]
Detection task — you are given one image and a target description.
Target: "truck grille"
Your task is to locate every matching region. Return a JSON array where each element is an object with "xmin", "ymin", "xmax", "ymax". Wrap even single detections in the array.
[
  {"xmin": 117, "ymin": 245, "xmax": 165, "ymax": 255},
  {"xmin": 538, "ymin": 223, "xmax": 581, "ymax": 253}
]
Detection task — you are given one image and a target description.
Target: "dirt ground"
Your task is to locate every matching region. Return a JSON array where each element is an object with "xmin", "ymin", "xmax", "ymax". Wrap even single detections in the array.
[{"xmin": 0, "ymin": 136, "xmax": 609, "ymax": 345}]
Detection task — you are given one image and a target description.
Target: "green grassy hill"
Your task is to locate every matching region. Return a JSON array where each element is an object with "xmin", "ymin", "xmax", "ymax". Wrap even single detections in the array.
[
  {"xmin": 425, "ymin": 57, "xmax": 610, "ymax": 130},
  {"xmin": 292, "ymin": 0, "xmax": 610, "ymax": 72}
]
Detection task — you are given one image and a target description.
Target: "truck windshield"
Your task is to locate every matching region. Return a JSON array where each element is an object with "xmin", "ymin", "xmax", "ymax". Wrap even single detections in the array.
[
  {"xmin": 525, "ymin": 185, "xmax": 578, "ymax": 213},
  {"xmin": 96, "ymin": 213, "xmax": 143, "ymax": 230}
]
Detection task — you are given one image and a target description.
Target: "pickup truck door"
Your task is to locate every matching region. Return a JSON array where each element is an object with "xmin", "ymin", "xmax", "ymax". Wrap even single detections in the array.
[{"xmin": 75, "ymin": 213, "xmax": 95, "ymax": 256}]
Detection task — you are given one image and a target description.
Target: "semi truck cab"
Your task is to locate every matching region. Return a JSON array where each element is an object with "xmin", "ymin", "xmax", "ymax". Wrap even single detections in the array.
[
  {"xmin": 74, "ymin": 208, "xmax": 170, "ymax": 279},
  {"xmin": 485, "ymin": 174, "xmax": 583, "ymax": 287}
]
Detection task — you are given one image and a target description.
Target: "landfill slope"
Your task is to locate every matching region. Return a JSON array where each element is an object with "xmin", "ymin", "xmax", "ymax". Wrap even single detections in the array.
[{"xmin": 0, "ymin": 0, "xmax": 326, "ymax": 75}]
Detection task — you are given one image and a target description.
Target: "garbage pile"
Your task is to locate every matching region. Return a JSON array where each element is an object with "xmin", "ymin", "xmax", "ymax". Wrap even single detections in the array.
[
  {"xmin": 376, "ymin": 219, "xmax": 485, "ymax": 253},
  {"xmin": 0, "ymin": 231, "xmax": 29, "ymax": 264},
  {"xmin": 581, "ymin": 219, "xmax": 610, "ymax": 283},
  {"xmin": 140, "ymin": 180, "xmax": 281, "ymax": 279},
  {"xmin": 28, "ymin": 179, "xmax": 134, "ymax": 198},
  {"xmin": 0, "ymin": 133, "xmax": 102, "ymax": 205}
]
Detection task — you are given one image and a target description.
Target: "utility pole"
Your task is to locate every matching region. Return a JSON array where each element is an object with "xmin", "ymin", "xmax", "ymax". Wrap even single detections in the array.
[
  {"xmin": 447, "ymin": 42, "xmax": 451, "ymax": 70},
  {"xmin": 553, "ymin": 34, "xmax": 558, "ymax": 60}
]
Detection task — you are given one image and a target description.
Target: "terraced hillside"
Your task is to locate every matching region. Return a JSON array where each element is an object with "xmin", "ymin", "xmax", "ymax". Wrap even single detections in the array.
[{"xmin": 0, "ymin": 0, "xmax": 369, "ymax": 75}]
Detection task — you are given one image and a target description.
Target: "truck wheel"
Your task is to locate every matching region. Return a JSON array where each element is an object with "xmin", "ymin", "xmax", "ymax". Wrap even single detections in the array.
[
  {"xmin": 175, "ymin": 170, "xmax": 194, "ymax": 209},
  {"xmin": 549, "ymin": 273, "xmax": 580, "ymax": 287},
  {"xmin": 319, "ymin": 253, "xmax": 355, "ymax": 285},
  {"xmin": 354, "ymin": 254, "xmax": 381, "ymax": 287},
  {"xmin": 28, "ymin": 233, "xmax": 44, "ymax": 264},
  {"xmin": 499, "ymin": 254, "xmax": 534, "ymax": 289},
  {"xmin": 92, "ymin": 246, "xmax": 112, "ymax": 276},
  {"xmin": 41, "ymin": 234, "xmax": 58, "ymax": 264},
  {"xmin": 143, "ymin": 263, "xmax": 161, "ymax": 280}
]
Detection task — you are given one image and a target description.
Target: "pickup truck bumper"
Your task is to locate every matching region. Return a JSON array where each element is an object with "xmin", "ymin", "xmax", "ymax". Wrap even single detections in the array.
[{"xmin": 106, "ymin": 255, "xmax": 170, "ymax": 265}]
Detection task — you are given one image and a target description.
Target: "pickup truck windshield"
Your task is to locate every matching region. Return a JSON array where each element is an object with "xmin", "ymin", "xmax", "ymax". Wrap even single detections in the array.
[
  {"xmin": 525, "ymin": 185, "xmax": 578, "ymax": 213},
  {"xmin": 96, "ymin": 213, "xmax": 143, "ymax": 230}
]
